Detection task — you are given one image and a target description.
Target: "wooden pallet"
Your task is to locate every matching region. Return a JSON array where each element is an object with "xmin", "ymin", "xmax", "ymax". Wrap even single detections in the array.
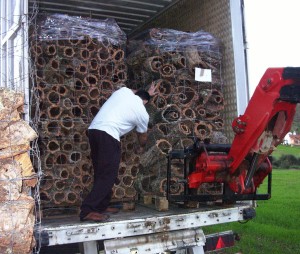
[
  {"xmin": 142, "ymin": 194, "xmax": 169, "ymax": 211},
  {"xmin": 39, "ymin": 205, "xmax": 80, "ymax": 219},
  {"xmin": 110, "ymin": 197, "xmax": 137, "ymax": 211}
]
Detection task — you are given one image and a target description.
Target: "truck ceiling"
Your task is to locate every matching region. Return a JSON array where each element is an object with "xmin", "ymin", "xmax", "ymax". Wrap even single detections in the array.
[{"xmin": 28, "ymin": 0, "xmax": 181, "ymax": 36}]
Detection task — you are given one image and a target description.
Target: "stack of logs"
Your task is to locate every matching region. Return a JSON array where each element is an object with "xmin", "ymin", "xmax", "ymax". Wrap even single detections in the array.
[
  {"xmin": 30, "ymin": 14, "xmax": 141, "ymax": 208},
  {"xmin": 127, "ymin": 28, "xmax": 227, "ymax": 196},
  {"xmin": 0, "ymin": 88, "xmax": 37, "ymax": 253}
]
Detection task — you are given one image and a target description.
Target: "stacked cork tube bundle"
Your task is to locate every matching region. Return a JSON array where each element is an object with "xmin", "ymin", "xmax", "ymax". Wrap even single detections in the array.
[
  {"xmin": 30, "ymin": 14, "xmax": 131, "ymax": 208},
  {"xmin": 126, "ymin": 28, "xmax": 226, "ymax": 197},
  {"xmin": 30, "ymin": 14, "xmax": 226, "ymax": 211}
]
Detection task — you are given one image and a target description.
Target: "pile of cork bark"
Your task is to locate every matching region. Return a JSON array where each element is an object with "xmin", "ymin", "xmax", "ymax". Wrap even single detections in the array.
[
  {"xmin": 30, "ymin": 14, "xmax": 140, "ymax": 207},
  {"xmin": 0, "ymin": 88, "xmax": 37, "ymax": 253},
  {"xmin": 126, "ymin": 28, "xmax": 226, "ymax": 196}
]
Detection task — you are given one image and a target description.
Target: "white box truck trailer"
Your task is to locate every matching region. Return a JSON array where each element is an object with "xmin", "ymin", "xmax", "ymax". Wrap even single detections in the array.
[{"xmin": 0, "ymin": 1, "xmax": 257, "ymax": 253}]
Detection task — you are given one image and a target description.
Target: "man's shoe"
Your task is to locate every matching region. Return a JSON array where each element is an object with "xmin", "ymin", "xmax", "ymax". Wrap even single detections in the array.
[
  {"xmin": 104, "ymin": 207, "xmax": 120, "ymax": 214},
  {"xmin": 80, "ymin": 212, "xmax": 110, "ymax": 222}
]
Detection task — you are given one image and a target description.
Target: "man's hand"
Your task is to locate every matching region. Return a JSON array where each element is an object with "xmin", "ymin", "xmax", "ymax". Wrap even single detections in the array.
[{"xmin": 148, "ymin": 82, "xmax": 158, "ymax": 97}]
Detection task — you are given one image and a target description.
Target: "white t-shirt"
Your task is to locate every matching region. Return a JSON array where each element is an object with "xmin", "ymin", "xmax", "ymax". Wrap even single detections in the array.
[{"xmin": 89, "ymin": 87, "xmax": 149, "ymax": 141}]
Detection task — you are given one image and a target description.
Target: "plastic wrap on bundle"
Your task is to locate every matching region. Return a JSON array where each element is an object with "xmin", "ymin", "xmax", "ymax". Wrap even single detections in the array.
[
  {"xmin": 127, "ymin": 28, "xmax": 224, "ymax": 89},
  {"xmin": 129, "ymin": 28, "xmax": 222, "ymax": 54},
  {"xmin": 35, "ymin": 13, "xmax": 126, "ymax": 45}
]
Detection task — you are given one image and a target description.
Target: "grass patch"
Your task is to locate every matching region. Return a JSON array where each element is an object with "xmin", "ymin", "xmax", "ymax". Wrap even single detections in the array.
[
  {"xmin": 203, "ymin": 170, "xmax": 300, "ymax": 253},
  {"xmin": 272, "ymin": 145, "xmax": 300, "ymax": 159},
  {"xmin": 272, "ymin": 145, "xmax": 300, "ymax": 168}
]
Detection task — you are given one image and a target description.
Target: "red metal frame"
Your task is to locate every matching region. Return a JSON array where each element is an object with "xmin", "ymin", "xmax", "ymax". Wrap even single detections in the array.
[{"xmin": 188, "ymin": 68, "xmax": 299, "ymax": 194}]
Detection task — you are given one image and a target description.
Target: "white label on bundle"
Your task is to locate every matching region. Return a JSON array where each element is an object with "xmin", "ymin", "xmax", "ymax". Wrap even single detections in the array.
[{"xmin": 195, "ymin": 67, "xmax": 212, "ymax": 82}]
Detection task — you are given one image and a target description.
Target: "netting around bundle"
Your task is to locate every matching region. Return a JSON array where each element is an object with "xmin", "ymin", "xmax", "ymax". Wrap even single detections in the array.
[
  {"xmin": 30, "ymin": 14, "xmax": 128, "ymax": 210},
  {"xmin": 126, "ymin": 28, "xmax": 228, "ymax": 197}
]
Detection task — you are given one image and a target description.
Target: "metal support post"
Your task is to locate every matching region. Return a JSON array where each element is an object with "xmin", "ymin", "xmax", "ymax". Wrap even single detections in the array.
[
  {"xmin": 187, "ymin": 245, "xmax": 205, "ymax": 254},
  {"xmin": 80, "ymin": 241, "xmax": 98, "ymax": 254}
]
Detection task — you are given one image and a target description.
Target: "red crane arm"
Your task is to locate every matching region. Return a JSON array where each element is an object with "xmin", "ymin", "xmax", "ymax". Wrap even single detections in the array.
[
  {"xmin": 229, "ymin": 67, "xmax": 298, "ymax": 172},
  {"xmin": 188, "ymin": 67, "xmax": 300, "ymax": 194}
]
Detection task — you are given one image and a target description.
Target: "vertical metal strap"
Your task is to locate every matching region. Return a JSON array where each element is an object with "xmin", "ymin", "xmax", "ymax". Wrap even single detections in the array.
[{"xmin": 166, "ymin": 153, "xmax": 171, "ymax": 200}]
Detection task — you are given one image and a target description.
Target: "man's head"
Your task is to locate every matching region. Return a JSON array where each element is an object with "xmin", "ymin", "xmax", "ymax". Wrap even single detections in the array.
[{"xmin": 135, "ymin": 90, "xmax": 151, "ymax": 105}]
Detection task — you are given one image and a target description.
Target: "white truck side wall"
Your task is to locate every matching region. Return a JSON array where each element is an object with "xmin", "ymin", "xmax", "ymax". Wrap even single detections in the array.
[
  {"xmin": 0, "ymin": 0, "xmax": 29, "ymax": 118},
  {"xmin": 230, "ymin": 0, "xmax": 249, "ymax": 115}
]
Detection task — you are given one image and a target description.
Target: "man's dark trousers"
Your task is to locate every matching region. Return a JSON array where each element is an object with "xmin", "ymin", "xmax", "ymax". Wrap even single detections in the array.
[{"xmin": 80, "ymin": 129, "xmax": 121, "ymax": 219}]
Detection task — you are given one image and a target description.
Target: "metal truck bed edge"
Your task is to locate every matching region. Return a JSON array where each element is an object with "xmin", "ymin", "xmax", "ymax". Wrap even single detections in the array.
[{"xmin": 35, "ymin": 201, "xmax": 254, "ymax": 246}]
